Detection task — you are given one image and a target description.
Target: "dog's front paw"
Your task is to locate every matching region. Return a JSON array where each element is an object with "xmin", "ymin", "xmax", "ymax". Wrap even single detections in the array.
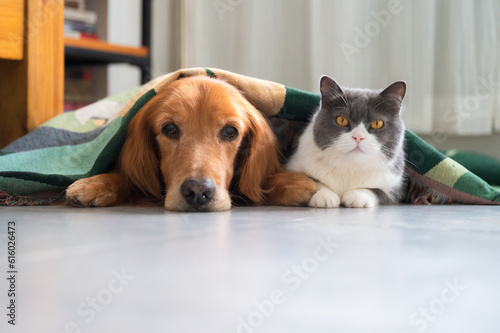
[
  {"xmin": 341, "ymin": 189, "xmax": 377, "ymax": 208},
  {"xmin": 265, "ymin": 171, "xmax": 318, "ymax": 206},
  {"xmin": 308, "ymin": 187, "xmax": 340, "ymax": 208},
  {"xmin": 66, "ymin": 174, "xmax": 124, "ymax": 207}
]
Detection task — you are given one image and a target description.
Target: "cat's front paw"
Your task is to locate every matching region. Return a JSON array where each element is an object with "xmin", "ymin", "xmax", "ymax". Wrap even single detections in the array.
[
  {"xmin": 309, "ymin": 187, "xmax": 340, "ymax": 208},
  {"xmin": 342, "ymin": 189, "xmax": 378, "ymax": 208}
]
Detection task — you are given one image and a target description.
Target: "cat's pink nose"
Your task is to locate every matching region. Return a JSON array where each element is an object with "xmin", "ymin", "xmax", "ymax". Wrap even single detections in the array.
[{"xmin": 352, "ymin": 135, "xmax": 365, "ymax": 144}]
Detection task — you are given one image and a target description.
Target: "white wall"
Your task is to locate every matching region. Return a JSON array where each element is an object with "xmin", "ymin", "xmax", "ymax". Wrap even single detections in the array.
[
  {"xmin": 106, "ymin": 0, "xmax": 142, "ymax": 96},
  {"xmin": 421, "ymin": 134, "xmax": 500, "ymax": 160},
  {"xmin": 150, "ymin": 0, "xmax": 181, "ymax": 77},
  {"xmin": 105, "ymin": 0, "xmax": 179, "ymax": 94}
]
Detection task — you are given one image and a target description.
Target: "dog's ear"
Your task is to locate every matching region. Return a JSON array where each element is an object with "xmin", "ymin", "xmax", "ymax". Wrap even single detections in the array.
[
  {"xmin": 238, "ymin": 102, "xmax": 281, "ymax": 204},
  {"xmin": 118, "ymin": 106, "xmax": 163, "ymax": 200}
]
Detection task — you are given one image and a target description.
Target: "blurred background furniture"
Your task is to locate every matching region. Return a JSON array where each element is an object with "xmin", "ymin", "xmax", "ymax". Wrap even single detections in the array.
[
  {"xmin": 0, "ymin": 0, "xmax": 63, "ymax": 148},
  {"xmin": 0, "ymin": 0, "xmax": 151, "ymax": 148}
]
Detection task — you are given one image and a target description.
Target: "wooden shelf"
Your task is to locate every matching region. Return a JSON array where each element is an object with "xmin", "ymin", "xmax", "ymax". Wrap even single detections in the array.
[
  {"xmin": 64, "ymin": 37, "xmax": 150, "ymax": 71},
  {"xmin": 64, "ymin": 0, "xmax": 152, "ymax": 83},
  {"xmin": 64, "ymin": 37, "xmax": 149, "ymax": 58}
]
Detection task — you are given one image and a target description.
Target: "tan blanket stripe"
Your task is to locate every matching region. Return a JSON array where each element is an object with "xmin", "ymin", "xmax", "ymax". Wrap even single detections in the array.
[{"xmin": 119, "ymin": 68, "xmax": 287, "ymax": 118}]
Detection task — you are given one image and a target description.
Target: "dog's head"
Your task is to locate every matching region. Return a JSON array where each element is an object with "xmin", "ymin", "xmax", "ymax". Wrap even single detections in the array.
[{"xmin": 118, "ymin": 76, "xmax": 280, "ymax": 211}]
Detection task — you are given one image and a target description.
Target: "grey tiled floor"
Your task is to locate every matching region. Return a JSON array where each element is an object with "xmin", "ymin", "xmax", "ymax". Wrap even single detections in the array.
[{"xmin": 1, "ymin": 205, "xmax": 500, "ymax": 333}]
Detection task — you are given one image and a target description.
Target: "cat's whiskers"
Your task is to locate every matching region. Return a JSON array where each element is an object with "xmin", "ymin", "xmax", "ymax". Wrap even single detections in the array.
[
  {"xmin": 368, "ymin": 99, "xmax": 392, "ymax": 115},
  {"xmin": 403, "ymin": 157, "xmax": 418, "ymax": 170},
  {"xmin": 375, "ymin": 152, "xmax": 391, "ymax": 168},
  {"xmin": 339, "ymin": 94, "xmax": 352, "ymax": 113},
  {"xmin": 380, "ymin": 146, "xmax": 400, "ymax": 162},
  {"xmin": 379, "ymin": 146, "xmax": 411, "ymax": 171},
  {"xmin": 380, "ymin": 145, "xmax": 394, "ymax": 155},
  {"xmin": 320, "ymin": 145, "xmax": 344, "ymax": 162}
]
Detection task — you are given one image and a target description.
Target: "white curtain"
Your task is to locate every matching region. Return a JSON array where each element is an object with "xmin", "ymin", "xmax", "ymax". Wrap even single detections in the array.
[{"xmin": 182, "ymin": 0, "xmax": 500, "ymax": 136}]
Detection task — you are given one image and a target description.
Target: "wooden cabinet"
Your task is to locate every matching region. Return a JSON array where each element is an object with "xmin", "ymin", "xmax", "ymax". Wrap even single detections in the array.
[
  {"xmin": 0, "ymin": 0, "xmax": 151, "ymax": 148},
  {"xmin": 0, "ymin": 0, "xmax": 64, "ymax": 148},
  {"xmin": 0, "ymin": 0, "xmax": 24, "ymax": 60}
]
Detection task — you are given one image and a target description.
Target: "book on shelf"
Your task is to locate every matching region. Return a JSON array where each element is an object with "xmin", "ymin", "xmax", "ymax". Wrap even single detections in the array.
[
  {"xmin": 64, "ymin": 20, "xmax": 98, "ymax": 39},
  {"xmin": 64, "ymin": 29, "xmax": 98, "ymax": 40},
  {"xmin": 64, "ymin": 69, "xmax": 96, "ymax": 112},
  {"xmin": 64, "ymin": 3, "xmax": 98, "ymax": 40},
  {"xmin": 64, "ymin": 7, "xmax": 97, "ymax": 25},
  {"xmin": 64, "ymin": 0, "xmax": 85, "ymax": 10}
]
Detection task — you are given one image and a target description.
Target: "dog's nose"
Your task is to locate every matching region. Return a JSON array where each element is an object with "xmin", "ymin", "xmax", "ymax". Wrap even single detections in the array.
[{"xmin": 180, "ymin": 178, "xmax": 216, "ymax": 208}]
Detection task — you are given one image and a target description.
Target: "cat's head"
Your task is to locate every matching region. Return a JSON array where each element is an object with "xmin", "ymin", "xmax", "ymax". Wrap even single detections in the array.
[{"xmin": 313, "ymin": 75, "xmax": 406, "ymax": 162}]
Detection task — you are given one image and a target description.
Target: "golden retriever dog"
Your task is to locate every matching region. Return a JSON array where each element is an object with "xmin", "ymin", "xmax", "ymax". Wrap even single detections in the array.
[{"xmin": 66, "ymin": 76, "xmax": 316, "ymax": 211}]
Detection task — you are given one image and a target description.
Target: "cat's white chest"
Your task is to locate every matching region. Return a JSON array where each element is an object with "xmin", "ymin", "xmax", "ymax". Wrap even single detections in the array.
[
  {"xmin": 287, "ymin": 124, "xmax": 397, "ymax": 197},
  {"xmin": 309, "ymin": 157, "xmax": 388, "ymax": 196}
]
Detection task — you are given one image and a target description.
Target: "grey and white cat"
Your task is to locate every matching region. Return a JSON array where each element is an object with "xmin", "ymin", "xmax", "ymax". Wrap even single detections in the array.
[{"xmin": 287, "ymin": 76, "xmax": 406, "ymax": 208}]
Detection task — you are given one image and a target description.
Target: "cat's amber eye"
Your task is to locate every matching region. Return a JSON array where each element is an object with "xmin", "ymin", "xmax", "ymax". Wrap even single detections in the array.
[
  {"xmin": 336, "ymin": 116, "xmax": 349, "ymax": 127},
  {"xmin": 371, "ymin": 120, "xmax": 384, "ymax": 129}
]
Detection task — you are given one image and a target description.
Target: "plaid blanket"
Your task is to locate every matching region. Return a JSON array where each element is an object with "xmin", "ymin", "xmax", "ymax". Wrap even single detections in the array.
[{"xmin": 1, "ymin": 68, "xmax": 499, "ymax": 206}]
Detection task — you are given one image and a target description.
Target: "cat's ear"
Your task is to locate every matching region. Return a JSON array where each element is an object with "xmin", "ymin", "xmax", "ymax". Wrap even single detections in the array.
[
  {"xmin": 320, "ymin": 75, "xmax": 344, "ymax": 101},
  {"xmin": 380, "ymin": 81, "xmax": 406, "ymax": 103}
]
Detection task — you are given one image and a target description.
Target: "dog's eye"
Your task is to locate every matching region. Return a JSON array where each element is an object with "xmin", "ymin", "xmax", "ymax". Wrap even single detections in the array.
[
  {"xmin": 162, "ymin": 123, "xmax": 179, "ymax": 139},
  {"xmin": 220, "ymin": 126, "xmax": 238, "ymax": 141}
]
